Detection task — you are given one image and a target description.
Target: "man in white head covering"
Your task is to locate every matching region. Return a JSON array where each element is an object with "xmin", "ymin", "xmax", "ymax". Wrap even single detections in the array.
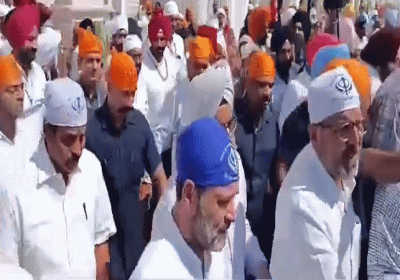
[
  {"xmin": 0, "ymin": 78, "xmax": 116, "ymax": 279},
  {"xmin": 124, "ymin": 34, "xmax": 143, "ymax": 73},
  {"xmin": 0, "ymin": 4, "xmax": 12, "ymax": 56},
  {"xmin": 271, "ymin": 67, "xmax": 363, "ymax": 279},
  {"xmin": 111, "ymin": 13, "xmax": 128, "ymax": 53},
  {"xmin": 35, "ymin": 21, "xmax": 62, "ymax": 80},
  {"xmin": 164, "ymin": 0, "xmax": 185, "ymax": 60}
]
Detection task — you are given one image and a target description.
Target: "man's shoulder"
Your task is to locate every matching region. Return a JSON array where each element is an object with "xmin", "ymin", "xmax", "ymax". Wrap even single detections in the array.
[
  {"xmin": 79, "ymin": 149, "xmax": 102, "ymax": 171},
  {"xmin": 31, "ymin": 61, "xmax": 46, "ymax": 79}
]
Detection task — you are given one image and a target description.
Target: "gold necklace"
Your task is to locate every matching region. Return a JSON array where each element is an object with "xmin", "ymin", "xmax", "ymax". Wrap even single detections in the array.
[{"xmin": 151, "ymin": 50, "xmax": 169, "ymax": 81}]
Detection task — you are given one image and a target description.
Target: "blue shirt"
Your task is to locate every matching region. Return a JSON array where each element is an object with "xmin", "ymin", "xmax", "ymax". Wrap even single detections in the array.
[
  {"xmin": 86, "ymin": 103, "xmax": 161, "ymax": 279},
  {"xmin": 234, "ymin": 94, "xmax": 279, "ymax": 260}
]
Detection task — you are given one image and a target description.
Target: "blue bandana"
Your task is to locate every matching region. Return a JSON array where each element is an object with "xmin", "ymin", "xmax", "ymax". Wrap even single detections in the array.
[{"xmin": 177, "ymin": 118, "xmax": 239, "ymax": 188}]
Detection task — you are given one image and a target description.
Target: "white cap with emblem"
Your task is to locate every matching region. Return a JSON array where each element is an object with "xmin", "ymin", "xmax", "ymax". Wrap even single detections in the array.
[
  {"xmin": 308, "ymin": 67, "xmax": 360, "ymax": 124},
  {"xmin": 44, "ymin": 78, "xmax": 87, "ymax": 127}
]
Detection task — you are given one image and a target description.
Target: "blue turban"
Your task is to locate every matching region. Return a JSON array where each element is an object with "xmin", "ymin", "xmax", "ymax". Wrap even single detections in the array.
[
  {"xmin": 310, "ymin": 43, "xmax": 350, "ymax": 79},
  {"xmin": 177, "ymin": 118, "xmax": 239, "ymax": 188}
]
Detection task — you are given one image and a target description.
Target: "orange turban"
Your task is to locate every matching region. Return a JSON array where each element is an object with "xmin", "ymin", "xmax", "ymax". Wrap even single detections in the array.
[
  {"xmin": 246, "ymin": 52, "xmax": 275, "ymax": 82},
  {"xmin": 0, "ymin": 55, "xmax": 23, "ymax": 90},
  {"xmin": 108, "ymin": 51, "xmax": 138, "ymax": 93},
  {"xmin": 324, "ymin": 59, "xmax": 371, "ymax": 98},
  {"xmin": 189, "ymin": 36, "xmax": 214, "ymax": 64},
  {"xmin": 248, "ymin": 7, "xmax": 272, "ymax": 44},
  {"xmin": 77, "ymin": 28, "xmax": 103, "ymax": 58}
]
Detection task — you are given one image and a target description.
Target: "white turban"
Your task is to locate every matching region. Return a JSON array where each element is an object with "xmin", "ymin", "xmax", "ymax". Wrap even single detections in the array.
[
  {"xmin": 112, "ymin": 14, "xmax": 128, "ymax": 35},
  {"xmin": 164, "ymin": 1, "xmax": 179, "ymax": 17},
  {"xmin": 124, "ymin": 34, "xmax": 142, "ymax": 52},
  {"xmin": 308, "ymin": 67, "xmax": 360, "ymax": 124},
  {"xmin": 36, "ymin": 26, "xmax": 62, "ymax": 72},
  {"xmin": 45, "ymin": 78, "xmax": 87, "ymax": 127}
]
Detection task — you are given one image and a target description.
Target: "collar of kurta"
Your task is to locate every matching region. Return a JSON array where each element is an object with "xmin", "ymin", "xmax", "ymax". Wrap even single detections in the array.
[
  {"xmin": 151, "ymin": 201, "xmax": 208, "ymax": 277},
  {"xmin": 302, "ymin": 143, "xmax": 356, "ymax": 205},
  {"xmin": 34, "ymin": 139, "xmax": 82, "ymax": 188},
  {"xmin": 0, "ymin": 129, "xmax": 15, "ymax": 146}
]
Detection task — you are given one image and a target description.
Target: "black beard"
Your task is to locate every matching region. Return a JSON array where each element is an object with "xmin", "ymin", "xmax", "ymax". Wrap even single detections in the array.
[
  {"xmin": 17, "ymin": 49, "xmax": 36, "ymax": 68},
  {"xmin": 276, "ymin": 61, "xmax": 292, "ymax": 83}
]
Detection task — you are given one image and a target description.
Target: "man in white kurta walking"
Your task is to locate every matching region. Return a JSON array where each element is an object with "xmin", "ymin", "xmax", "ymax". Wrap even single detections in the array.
[
  {"xmin": 271, "ymin": 67, "xmax": 363, "ymax": 279},
  {"xmin": 130, "ymin": 118, "xmax": 239, "ymax": 279},
  {"xmin": 0, "ymin": 78, "xmax": 116, "ymax": 279},
  {"xmin": 135, "ymin": 12, "xmax": 183, "ymax": 176}
]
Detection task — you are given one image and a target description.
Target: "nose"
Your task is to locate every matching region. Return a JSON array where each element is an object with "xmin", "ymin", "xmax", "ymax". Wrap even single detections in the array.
[
  {"xmin": 71, "ymin": 138, "xmax": 84, "ymax": 158},
  {"xmin": 347, "ymin": 124, "xmax": 362, "ymax": 148},
  {"xmin": 225, "ymin": 200, "xmax": 237, "ymax": 224}
]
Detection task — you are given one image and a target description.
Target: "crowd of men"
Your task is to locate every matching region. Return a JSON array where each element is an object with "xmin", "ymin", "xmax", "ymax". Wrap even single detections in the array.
[{"xmin": 1, "ymin": 0, "xmax": 400, "ymax": 279}]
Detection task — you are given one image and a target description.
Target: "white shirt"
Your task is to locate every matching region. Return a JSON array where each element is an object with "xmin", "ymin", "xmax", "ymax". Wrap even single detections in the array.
[
  {"xmin": 271, "ymin": 64, "xmax": 310, "ymax": 120},
  {"xmin": 24, "ymin": 61, "xmax": 46, "ymax": 113},
  {"xmin": 170, "ymin": 33, "xmax": 185, "ymax": 61},
  {"xmin": 148, "ymin": 149, "xmax": 268, "ymax": 280},
  {"xmin": 0, "ymin": 108, "xmax": 43, "ymax": 191},
  {"xmin": 130, "ymin": 199, "xmax": 212, "ymax": 279},
  {"xmin": 278, "ymin": 79, "xmax": 308, "ymax": 132},
  {"xmin": 135, "ymin": 48, "xmax": 183, "ymax": 153},
  {"xmin": 271, "ymin": 143, "xmax": 361, "ymax": 280},
  {"xmin": 1, "ymin": 141, "xmax": 116, "ymax": 279},
  {"xmin": 18, "ymin": 60, "xmax": 46, "ymax": 161},
  {"xmin": 0, "ymin": 189, "xmax": 33, "ymax": 280}
]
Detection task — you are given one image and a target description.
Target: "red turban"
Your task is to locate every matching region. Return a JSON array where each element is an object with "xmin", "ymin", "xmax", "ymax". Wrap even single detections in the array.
[
  {"xmin": 13, "ymin": 0, "xmax": 35, "ymax": 7},
  {"xmin": 4, "ymin": 4, "xmax": 40, "ymax": 49},
  {"xmin": 148, "ymin": 13, "xmax": 172, "ymax": 43}
]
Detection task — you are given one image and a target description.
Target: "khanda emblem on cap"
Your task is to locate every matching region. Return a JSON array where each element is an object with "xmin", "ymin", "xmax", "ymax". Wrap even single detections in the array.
[
  {"xmin": 71, "ymin": 97, "xmax": 84, "ymax": 115},
  {"xmin": 227, "ymin": 145, "xmax": 239, "ymax": 175},
  {"xmin": 336, "ymin": 76, "xmax": 353, "ymax": 96}
]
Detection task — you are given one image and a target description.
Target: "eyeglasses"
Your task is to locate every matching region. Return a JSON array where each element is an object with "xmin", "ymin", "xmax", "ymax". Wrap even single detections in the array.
[
  {"xmin": 4, "ymin": 84, "xmax": 24, "ymax": 95},
  {"xmin": 317, "ymin": 119, "xmax": 366, "ymax": 142}
]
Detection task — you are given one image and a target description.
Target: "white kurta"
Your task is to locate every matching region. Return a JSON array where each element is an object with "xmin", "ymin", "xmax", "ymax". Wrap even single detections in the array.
[
  {"xmin": 1, "ymin": 141, "xmax": 116, "ymax": 279},
  {"xmin": 171, "ymin": 33, "xmax": 185, "ymax": 61},
  {"xmin": 130, "ymin": 200, "xmax": 211, "ymax": 279},
  {"xmin": 271, "ymin": 143, "xmax": 361, "ymax": 280},
  {"xmin": 278, "ymin": 79, "xmax": 308, "ymax": 132},
  {"xmin": 135, "ymin": 48, "xmax": 183, "ymax": 153}
]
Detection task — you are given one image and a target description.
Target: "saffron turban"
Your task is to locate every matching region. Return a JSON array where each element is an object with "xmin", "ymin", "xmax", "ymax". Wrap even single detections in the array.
[
  {"xmin": 77, "ymin": 28, "xmax": 103, "ymax": 59},
  {"xmin": 325, "ymin": 59, "xmax": 371, "ymax": 99},
  {"xmin": 4, "ymin": 4, "xmax": 40, "ymax": 49},
  {"xmin": 246, "ymin": 52, "xmax": 275, "ymax": 82},
  {"xmin": 0, "ymin": 55, "xmax": 23, "ymax": 90},
  {"xmin": 325, "ymin": 58, "xmax": 372, "ymax": 119},
  {"xmin": 148, "ymin": 13, "xmax": 172, "ymax": 43},
  {"xmin": 197, "ymin": 25, "xmax": 218, "ymax": 54},
  {"xmin": 108, "ymin": 51, "xmax": 138, "ymax": 93},
  {"xmin": 189, "ymin": 36, "xmax": 214, "ymax": 64},
  {"xmin": 248, "ymin": 7, "xmax": 272, "ymax": 44}
]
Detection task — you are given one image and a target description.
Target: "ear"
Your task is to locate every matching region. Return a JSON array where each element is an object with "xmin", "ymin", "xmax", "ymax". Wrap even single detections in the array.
[
  {"xmin": 78, "ymin": 56, "xmax": 82, "ymax": 69},
  {"xmin": 308, "ymin": 124, "xmax": 319, "ymax": 147},
  {"xmin": 181, "ymin": 179, "xmax": 196, "ymax": 204}
]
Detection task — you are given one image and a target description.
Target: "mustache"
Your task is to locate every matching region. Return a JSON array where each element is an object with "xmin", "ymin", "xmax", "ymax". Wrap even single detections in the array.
[{"xmin": 118, "ymin": 106, "xmax": 133, "ymax": 114}]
